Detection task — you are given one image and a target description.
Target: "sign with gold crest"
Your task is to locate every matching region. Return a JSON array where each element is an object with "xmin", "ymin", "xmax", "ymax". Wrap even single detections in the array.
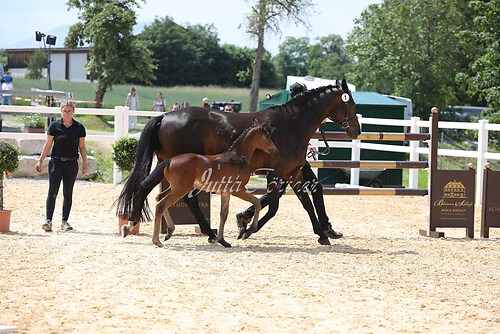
[
  {"xmin": 481, "ymin": 165, "xmax": 500, "ymax": 238},
  {"xmin": 427, "ymin": 169, "xmax": 475, "ymax": 238}
]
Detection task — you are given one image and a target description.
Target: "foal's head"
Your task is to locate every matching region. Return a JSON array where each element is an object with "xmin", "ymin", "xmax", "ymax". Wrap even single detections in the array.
[{"xmin": 245, "ymin": 118, "xmax": 278, "ymax": 157}]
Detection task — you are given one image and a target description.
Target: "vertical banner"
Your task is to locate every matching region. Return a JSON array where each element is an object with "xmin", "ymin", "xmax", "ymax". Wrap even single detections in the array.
[
  {"xmin": 423, "ymin": 169, "xmax": 475, "ymax": 238},
  {"xmin": 481, "ymin": 168, "xmax": 500, "ymax": 238}
]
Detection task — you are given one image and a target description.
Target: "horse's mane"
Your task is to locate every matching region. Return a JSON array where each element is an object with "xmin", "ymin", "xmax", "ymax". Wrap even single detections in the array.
[{"xmin": 268, "ymin": 84, "xmax": 341, "ymax": 112}]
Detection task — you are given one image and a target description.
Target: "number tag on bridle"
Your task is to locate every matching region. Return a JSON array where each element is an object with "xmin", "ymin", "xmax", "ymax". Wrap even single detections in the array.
[{"xmin": 341, "ymin": 93, "xmax": 350, "ymax": 103}]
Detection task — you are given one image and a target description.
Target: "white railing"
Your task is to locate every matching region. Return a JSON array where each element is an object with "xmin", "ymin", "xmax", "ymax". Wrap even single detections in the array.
[
  {"xmin": 312, "ymin": 115, "xmax": 500, "ymax": 204},
  {"xmin": 2, "ymin": 105, "xmax": 500, "ymax": 203},
  {"xmin": 0, "ymin": 104, "xmax": 159, "ymax": 184}
]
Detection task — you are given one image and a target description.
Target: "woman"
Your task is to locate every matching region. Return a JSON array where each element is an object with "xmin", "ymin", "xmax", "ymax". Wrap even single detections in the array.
[
  {"xmin": 125, "ymin": 86, "xmax": 140, "ymax": 129},
  {"xmin": 35, "ymin": 101, "xmax": 88, "ymax": 232},
  {"xmin": 151, "ymin": 92, "xmax": 167, "ymax": 112}
]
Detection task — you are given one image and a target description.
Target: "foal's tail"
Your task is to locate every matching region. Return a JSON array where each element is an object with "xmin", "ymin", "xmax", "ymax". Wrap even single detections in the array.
[
  {"xmin": 140, "ymin": 160, "xmax": 170, "ymax": 190},
  {"xmin": 116, "ymin": 115, "xmax": 164, "ymax": 222}
]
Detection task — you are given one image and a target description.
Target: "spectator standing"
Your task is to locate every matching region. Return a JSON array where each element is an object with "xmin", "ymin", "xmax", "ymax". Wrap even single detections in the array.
[
  {"xmin": 35, "ymin": 101, "xmax": 88, "ymax": 232},
  {"xmin": 125, "ymin": 86, "xmax": 140, "ymax": 130},
  {"xmin": 152, "ymin": 92, "xmax": 167, "ymax": 112},
  {"xmin": 1, "ymin": 74, "xmax": 14, "ymax": 105},
  {"xmin": 171, "ymin": 102, "xmax": 180, "ymax": 111},
  {"xmin": 202, "ymin": 97, "xmax": 210, "ymax": 109}
]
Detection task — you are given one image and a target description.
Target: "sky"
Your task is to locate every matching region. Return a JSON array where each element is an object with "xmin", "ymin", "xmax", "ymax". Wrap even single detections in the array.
[{"xmin": 1, "ymin": 0, "xmax": 382, "ymax": 55}]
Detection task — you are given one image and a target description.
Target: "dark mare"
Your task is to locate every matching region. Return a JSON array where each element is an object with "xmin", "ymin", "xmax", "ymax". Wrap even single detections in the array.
[
  {"xmin": 116, "ymin": 79, "xmax": 360, "ymax": 245},
  {"xmin": 122, "ymin": 118, "xmax": 278, "ymax": 248}
]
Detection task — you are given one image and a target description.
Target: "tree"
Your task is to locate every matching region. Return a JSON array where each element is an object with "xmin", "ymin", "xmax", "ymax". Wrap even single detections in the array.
[
  {"xmin": 65, "ymin": 0, "xmax": 155, "ymax": 107},
  {"xmin": 308, "ymin": 34, "xmax": 353, "ymax": 80},
  {"xmin": 459, "ymin": 0, "xmax": 500, "ymax": 112},
  {"xmin": 245, "ymin": 0, "xmax": 314, "ymax": 111},
  {"xmin": 274, "ymin": 36, "xmax": 310, "ymax": 85},
  {"xmin": 25, "ymin": 49, "xmax": 46, "ymax": 79},
  {"xmin": 347, "ymin": 0, "xmax": 475, "ymax": 118}
]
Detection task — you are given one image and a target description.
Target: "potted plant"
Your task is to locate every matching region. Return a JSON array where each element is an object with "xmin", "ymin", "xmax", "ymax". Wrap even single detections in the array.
[
  {"xmin": 20, "ymin": 113, "xmax": 45, "ymax": 133},
  {"xmin": 112, "ymin": 137, "xmax": 140, "ymax": 234},
  {"xmin": 0, "ymin": 141, "xmax": 20, "ymax": 232}
]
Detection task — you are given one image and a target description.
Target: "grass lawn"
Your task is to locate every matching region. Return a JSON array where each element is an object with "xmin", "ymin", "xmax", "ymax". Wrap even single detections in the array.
[{"xmin": 12, "ymin": 78, "xmax": 277, "ymax": 111}]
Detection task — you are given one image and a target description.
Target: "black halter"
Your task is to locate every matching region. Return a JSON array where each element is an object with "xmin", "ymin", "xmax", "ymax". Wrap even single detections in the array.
[{"xmin": 313, "ymin": 89, "xmax": 356, "ymax": 158}]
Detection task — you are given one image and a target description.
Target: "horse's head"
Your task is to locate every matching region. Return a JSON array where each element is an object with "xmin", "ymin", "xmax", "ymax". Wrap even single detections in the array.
[
  {"xmin": 329, "ymin": 79, "xmax": 360, "ymax": 138},
  {"xmin": 250, "ymin": 118, "xmax": 278, "ymax": 157}
]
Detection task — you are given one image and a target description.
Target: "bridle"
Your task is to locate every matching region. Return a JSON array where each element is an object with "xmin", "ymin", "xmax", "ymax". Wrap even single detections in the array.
[{"xmin": 312, "ymin": 89, "xmax": 357, "ymax": 159}]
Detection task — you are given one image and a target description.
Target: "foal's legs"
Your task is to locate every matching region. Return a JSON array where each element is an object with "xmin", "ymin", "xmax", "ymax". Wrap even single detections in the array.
[
  {"xmin": 152, "ymin": 189, "xmax": 186, "ymax": 247},
  {"xmin": 217, "ymin": 192, "xmax": 232, "ymax": 248}
]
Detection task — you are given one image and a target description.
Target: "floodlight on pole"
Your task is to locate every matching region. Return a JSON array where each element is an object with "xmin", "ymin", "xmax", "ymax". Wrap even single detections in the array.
[{"xmin": 34, "ymin": 30, "xmax": 57, "ymax": 101}]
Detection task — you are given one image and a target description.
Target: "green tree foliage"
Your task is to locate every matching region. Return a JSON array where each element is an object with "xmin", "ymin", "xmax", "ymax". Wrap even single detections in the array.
[
  {"xmin": 459, "ymin": 0, "xmax": 500, "ymax": 112},
  {"xmin": 459, "ymin": 0, "xmax": 500, "ymax": 149},
  {"xmin": 274, "ymin": 36, "xmax": 310, "ymax": 84},
  {"xmin": 347, "ymin": 0, "xmax": 475, "ymax": 118},
  {"xmin": 65, "ymin": 0, "xmax": 155, "ymax": 107},
  {"xmin": 25, "ymin": 49, "xmax": 46, "ymax": 80},
  {"xmin": 245, "ymin": 0, "xmax": 314, "ymax": 111},
  {"xmin": 138, "ymin": 17, "xmax": 278, "ymax": 88},
  {"xmin": 308, "ymin": 34, "xmax": 353, "ymax": 80}
]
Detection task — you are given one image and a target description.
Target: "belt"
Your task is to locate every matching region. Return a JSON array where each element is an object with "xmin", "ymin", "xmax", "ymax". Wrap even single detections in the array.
[{"xmin": 52, "ymin": 156, "xmax": 78, "ymax": 161}]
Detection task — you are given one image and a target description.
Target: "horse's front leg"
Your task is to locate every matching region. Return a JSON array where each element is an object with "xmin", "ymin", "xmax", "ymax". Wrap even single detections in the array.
[
  {"xmin": 301, "ymin": 162, "xmax": 342, "ymax": 240},
  {"xmin": 217, "ymin": 193, "xmax": 231, "ymax": 248}
]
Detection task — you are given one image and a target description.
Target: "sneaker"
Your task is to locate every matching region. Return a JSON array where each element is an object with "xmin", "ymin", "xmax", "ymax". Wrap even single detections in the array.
[
  {"xmin": 61, "ymin": 221, "xmax": 73, "ymax": 231},
  {"xmin": 42, "ymin": 220, "xmax": 52, "ymax": 232}
]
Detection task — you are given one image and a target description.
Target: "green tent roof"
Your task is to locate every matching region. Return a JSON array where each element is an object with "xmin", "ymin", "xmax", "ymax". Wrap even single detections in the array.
[{"xmin": 352, "ymin": 92, "xmax": 405, "ymax": 106}]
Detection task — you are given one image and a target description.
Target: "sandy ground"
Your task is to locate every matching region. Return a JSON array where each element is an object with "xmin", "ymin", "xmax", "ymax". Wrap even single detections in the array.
[{"xmin": 0, "ymin": 179, "xmax": 499, "ymax": 334}]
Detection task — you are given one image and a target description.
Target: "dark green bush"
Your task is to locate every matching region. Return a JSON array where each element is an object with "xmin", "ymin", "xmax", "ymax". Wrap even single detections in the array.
[{"xmin": 112, "ymin": 137, "xmax": 138, "ymax": 172}]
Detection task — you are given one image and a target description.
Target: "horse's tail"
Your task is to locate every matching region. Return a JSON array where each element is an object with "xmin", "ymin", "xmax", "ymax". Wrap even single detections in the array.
[
  {"xmin": 116, "ymin": 115, "xmax": 164, "ymax": 222},
  {"xmin": 140, "ymin": 160, "xmax": 170, "ymax": 190}
]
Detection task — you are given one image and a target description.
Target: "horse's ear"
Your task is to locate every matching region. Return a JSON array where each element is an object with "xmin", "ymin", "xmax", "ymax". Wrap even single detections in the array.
[
  {"xmin": 252, "ymin": 116, "xmax": 258, "ymax": 127},
  {"xmin": 341, "ymin": 79, "xmax": 349, "ymax": 92}
]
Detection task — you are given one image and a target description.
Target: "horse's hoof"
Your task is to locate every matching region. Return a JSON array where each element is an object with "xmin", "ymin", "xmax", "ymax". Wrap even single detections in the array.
[
  {"xmin": 318, "ymin": 237, "xmax": 331, "ymax": 245},
  {"xmin": 237, "ymin": 227, "xmax": 247, "ymax": 240},
  {"xmin": 164, "ymin": 234, "xmax": 172, "ymax": 241},
  {"xmin": 236, "ymin": 212, "xmax": 251, "ymax": 229},
  {"xmin": 208, "ymin": 236, "xmax": 216, "ymax": 244},
  {"xmin": 218, "ymin": 239, "xmax": 232, "ymax": 248},
  {"xmin": 121, "ymin": 225, "xmax": 130, "ymax": 238},
  {"xmin": 325, "ymin": 229, "xmax": 343, "ymax": 239},
  {"xmin": 153, "ymin": 241, "xmax": 164, "ymax": 248}
]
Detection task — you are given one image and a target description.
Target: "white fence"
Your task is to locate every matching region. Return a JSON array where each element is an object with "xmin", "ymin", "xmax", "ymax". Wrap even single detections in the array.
[
  {"xmin": 2, "ymin": 105, "xmax": 500, "ymax": 203},
  {"xmin": 0, "ymin": 104, "xmax": 159, "ymax": 184},
  {"xmin": 312, "ymin": 115, "xmax": 500, "ymax": 204}
]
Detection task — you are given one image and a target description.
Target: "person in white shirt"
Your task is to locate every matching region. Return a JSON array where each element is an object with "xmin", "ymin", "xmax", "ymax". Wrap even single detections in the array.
[{"xmin": 125, "ymin": 86, "xmax": 140, "ymax": 130}]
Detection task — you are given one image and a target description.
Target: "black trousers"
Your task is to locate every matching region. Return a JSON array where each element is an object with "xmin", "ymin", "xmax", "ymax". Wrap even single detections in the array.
[{"xmin": 46, "ymin": 159, "xmax": 79, "ymax": 221}]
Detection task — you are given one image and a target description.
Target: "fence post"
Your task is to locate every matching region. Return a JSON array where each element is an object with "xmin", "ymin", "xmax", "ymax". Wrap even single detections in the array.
[
  {"xmin": 113, "ymin": 106, "xmax": 128, "ymax": 185},
  {"xmin": 476, "ymin": 119, "xmax": 489, "ymax": 204},
  {"xmin": 350, "ymin": 114, "xmax": 362, "ymax": 186},
  {"xmin": 408, "ymin": 116, "xmax": 420, "ymax": 189}
]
